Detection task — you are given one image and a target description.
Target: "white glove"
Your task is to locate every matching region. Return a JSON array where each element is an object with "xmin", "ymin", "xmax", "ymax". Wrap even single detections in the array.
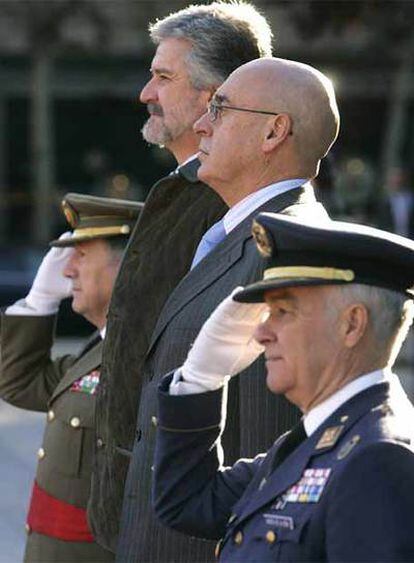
[
  {"xmin": 171, "ymin": 288, "xmax": 267, "ymax": 395},
  {"xmin": 7, "ymin": 232, "xmax": 74, "ymax": 316}
]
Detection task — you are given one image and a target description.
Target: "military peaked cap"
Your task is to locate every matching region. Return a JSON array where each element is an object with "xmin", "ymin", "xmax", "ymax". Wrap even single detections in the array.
[
  {"xmin": 235, "ymin": 213, "xmax": 414, "ymax": 303},
  {"xmin": 50, "ymin": 193, "xmax": 144, "ymax": 247}
]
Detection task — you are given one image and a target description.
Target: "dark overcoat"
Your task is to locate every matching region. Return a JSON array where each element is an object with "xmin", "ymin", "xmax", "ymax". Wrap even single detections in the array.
[{"xmin": 89, "ymin": 159, "xmax": 228, "ymax": 551}]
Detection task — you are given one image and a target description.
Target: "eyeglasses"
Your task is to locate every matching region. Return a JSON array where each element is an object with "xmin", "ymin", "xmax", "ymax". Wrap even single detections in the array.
[{"xmin": 208, "ymin": 100, "xmax": 281, "ymax": 122}]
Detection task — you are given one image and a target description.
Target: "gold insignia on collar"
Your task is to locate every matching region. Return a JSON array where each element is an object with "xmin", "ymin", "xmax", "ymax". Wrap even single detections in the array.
[
  {"xmin": 62, "ymin": 200, "xmax": 78, "ymax": 227},
  {"xmin": 252, "ymin": 220, "xmax": 272, "ymax": 258},
  {"xmin": 340, "ymin": 415, "xmax": 349, "ymax": 423},
  {"xmin": 337, "ymin": 434, "xmax": 360, "ymax": 460},
  {"xmin": 316, "ymin": 425, "xmax": 344, "ymax": 450}
]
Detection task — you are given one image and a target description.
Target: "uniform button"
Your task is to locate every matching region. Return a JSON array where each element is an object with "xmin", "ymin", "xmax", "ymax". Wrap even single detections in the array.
[
  {"xmin": 96, "ymin": 438, "xmax": 104, "ymax": 449},
  {"xmin": 25, "ymin": 523, "xmax": 31, "ymax": 534},
  {"xmin": 266, "ymin": 530, "xmax": 277, "ymax": 543},
  {"xmin": 151, "ymin": 416, "xmax": 158, "ymax": 427},
  {"xmin": 47, "ymin": 410, "xmax": 55, "ymax": 422},
  {"xmin": 70, "ymin": 416, "xmax": 81, "ymax": 428},
  {"xmin": 37, "ymin": 447, "xmax": 45, "ymax": 459},
  {"xmin": 234, "ymin": 531, "xmax": 243, "ymax": 545}
]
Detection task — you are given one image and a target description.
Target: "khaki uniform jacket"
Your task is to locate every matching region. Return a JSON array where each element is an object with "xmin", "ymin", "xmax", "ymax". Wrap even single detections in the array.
[{"xmin": 0, "ymin": 314, "xmax": 113, "ymax": 563}]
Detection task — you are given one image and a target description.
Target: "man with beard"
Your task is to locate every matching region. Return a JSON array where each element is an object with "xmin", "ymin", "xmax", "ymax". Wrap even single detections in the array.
[
  {"xmin": 89, "ymin": 2, "xmax": 274, "ymax": 560},
  {"xmin": 115, "ymin": 56, "xmax": 339, "ymax": 562}
]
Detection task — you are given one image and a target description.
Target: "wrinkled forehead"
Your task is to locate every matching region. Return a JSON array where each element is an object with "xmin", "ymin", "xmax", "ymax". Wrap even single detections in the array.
[{"xmin": 151, "ymin": 37, "xmax": 192, "ymax": 73}]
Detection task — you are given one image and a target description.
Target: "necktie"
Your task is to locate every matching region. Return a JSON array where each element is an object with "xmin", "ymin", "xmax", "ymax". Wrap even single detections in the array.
[
  {"xmin": 271, "ymin": 420, "xmax": 306, "ymax": 471},
  {"xmin": 191, "ymin": 219, "xmax": 226, "ymax": 269}
]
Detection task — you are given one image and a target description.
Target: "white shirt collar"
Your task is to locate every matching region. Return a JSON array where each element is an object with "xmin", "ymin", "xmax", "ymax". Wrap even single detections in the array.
[
  {"xmin": 222, "ymin": 179, "xmax": 309, "ymax": 234},
  {"xmin": 176, "ymin": 153, "xmax": 199, "ymax": 170},
  {"xmin": 100, "ymin": 326, "xmax": 106, "ymax": 340},
  {"xmin": 303, "ymin": 368, "xmax": 392, "ymax": 437}
]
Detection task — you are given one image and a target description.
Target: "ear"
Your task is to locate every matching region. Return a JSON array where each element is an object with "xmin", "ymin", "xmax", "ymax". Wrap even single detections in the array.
[
  {"xmin": 340, "ymin": 303, "xmax": 369, "ymax": 349},
  {"xmin": 262, "ymin": 114, "xmax": 292, "ymax": 154}
]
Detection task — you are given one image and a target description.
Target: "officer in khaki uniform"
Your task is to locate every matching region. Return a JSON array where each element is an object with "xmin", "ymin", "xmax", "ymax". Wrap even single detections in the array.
[{"xmin": 0, "ymin": 193, "xmax": 142, "ymax": 562}]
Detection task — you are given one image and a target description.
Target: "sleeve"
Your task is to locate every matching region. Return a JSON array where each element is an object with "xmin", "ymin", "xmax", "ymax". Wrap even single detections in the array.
[
  {"xmin": 0, "ymin": 313, "xmax": 77, "ymax": 411},
  {"xmin": 326, "ymin": 441, "xmax": 414, "ymax": 562},
  {"xmin": 153, "ymin": 373, "xmax": 263, "ymax": 540}
]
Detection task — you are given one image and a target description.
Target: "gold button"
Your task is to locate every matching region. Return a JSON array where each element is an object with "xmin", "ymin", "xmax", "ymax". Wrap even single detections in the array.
[
  {"xmin": 70, "ymin": 416, "xmax": 81, "ymax": 428},
  {"xmin": 25, "ymin": 523, "xmax": 31, "ymax": 534},
  {"xmin": 214, "ymin": 539, "xmax": 222, "ymax": 558},
  {"xmin": 234, "ymin": 531, "xmax": 243, "ymax": 545},
  {"xmin": 47, "ymin": 410, "xmax": 55, "ymax": 422},
  {"xmin": 96, "ymin": 438, "xmax": 104, "ymax": 449},
  {"xmin": 266, "ymin": 530, "xmax": 277, "ymax": 543},
  {"xmin": 37, "ymin": 447, "xmax": 45, "ymax": 459},
  {"xmin": 151, "ymin": 416, "xmax": 158, "ymax": 427}
]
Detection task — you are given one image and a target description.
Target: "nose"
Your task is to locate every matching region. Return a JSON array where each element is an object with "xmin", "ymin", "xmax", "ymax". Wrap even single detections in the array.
[
  {"xmin": 63, "ymin": 253, "xmax": 77, "ymax": 279},
  {"xmin": 140, "ymin": 77, "xmax": 157, "ymax": 105},
  {"xmin": 193, "ymin": 110, "xmax": 212, "ymax": 137},
  {"xmin": 253, "ymin": 316, "xmax": 273, "ymax": 346}
]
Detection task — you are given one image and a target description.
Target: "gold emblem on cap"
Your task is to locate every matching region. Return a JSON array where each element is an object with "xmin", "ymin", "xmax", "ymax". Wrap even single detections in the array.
[
  {"xmin": 252, "ymin": 220, "xmax": 272, "ymax": 258},
  {"xmin": 62, "ymin": 200, "xmax": 78, "ymax": 228},
  {"xmin": 315, "ymin": 425, "xmax": 344, "ymax": 450}
]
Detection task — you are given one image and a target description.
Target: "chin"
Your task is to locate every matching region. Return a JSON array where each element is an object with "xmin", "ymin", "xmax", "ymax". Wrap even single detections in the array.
[
  {"xmin": 197, "ymin": 161, "xmax": 213, "ymax": 185},
  {"xmin": 266, "ymin": 370, "xmax": 289, "ymax": 396}
]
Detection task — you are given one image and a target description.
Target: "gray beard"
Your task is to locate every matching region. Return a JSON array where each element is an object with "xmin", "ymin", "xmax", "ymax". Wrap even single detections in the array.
[{"xmin": 141, "ymin": 117, "xmax": 173, "ymax": 146}]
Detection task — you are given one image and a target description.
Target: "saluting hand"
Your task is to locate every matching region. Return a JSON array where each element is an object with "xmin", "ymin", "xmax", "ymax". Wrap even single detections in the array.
[{"xmin": 176, "ymin": 288, "xmax": 267, "ymax": 394}]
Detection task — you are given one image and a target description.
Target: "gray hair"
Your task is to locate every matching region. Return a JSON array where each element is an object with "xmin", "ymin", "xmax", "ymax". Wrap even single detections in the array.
[
  {"xmin": 149, "ymin": 1, "xmax": 273, "ymax": 89},
  {"xmin": 105, "ymin": 235, "xmax": 128, "ymax": 261},
  {"xmin": 331, "ymin": 284, "xmax": 413, "ymax": 366}
]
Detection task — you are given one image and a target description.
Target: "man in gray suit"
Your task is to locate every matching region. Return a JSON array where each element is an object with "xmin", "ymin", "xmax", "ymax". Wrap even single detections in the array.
[
  {"xmin": 90, "ymin": 2, "xmax": 274, "ymax": 558},
  {"xmin": 117, "ymin": 57, "xmax": 340, "ymax": 562}
]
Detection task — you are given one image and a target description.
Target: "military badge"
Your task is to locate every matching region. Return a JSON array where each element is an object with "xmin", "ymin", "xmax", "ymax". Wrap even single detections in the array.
[
  {"xmin": 316, "ymin": 425, "xmax": 344, "ymax": 449},
  {"xmin": 252, "ymin": 220, "xmax": 273, "ymax": 257},
  {"xmin": 70, "ymin": 370, "xmax": 100, "ymax": 394},
  {"xmin": 263, "ymin": 513, "xmax": 294, "ymax": 530},
  {"xmin": 285, "ymin": 468, "xmax": 332, "ymax": 504},
  {"xmin": 62, "ymin": 200, "xmax": 79, "ymax": 228},
  {"xmin": 337, "ymin": 435, "xmax": 360, "ymax": 460}
]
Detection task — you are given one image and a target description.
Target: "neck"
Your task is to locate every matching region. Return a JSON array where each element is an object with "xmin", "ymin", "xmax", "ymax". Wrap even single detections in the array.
[
  {"xmin": 220, "ymin": 174, "xmax": 304, "ymax": 207},
  {"xmin": 168, "ymin": 134, "xmax": 200, "ymax": 165},
  {"xmin": 299, "ymin": 354, "xmax": 385, "ymax": 414}
]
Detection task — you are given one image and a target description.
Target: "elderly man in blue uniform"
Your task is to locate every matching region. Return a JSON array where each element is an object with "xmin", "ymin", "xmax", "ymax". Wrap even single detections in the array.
[{"xmin": 152, "ymin": 213, "xmax": 414, "ymax": 562}]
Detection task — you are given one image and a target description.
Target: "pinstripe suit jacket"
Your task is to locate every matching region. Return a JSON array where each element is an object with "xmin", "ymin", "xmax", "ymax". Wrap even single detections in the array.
[{"xmin": 116, "ymin": 185, "xmax": 327, "ymax": 562}]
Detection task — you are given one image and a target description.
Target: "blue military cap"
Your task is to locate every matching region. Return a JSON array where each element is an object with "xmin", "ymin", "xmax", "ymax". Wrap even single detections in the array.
[{"xmin": 235, "ymin": 213, "xmax": 414, "ymax": 303}]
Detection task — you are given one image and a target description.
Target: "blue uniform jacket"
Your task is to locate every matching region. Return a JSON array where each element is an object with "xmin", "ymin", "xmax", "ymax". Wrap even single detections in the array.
[{"xmin": 153, "ymin": 374, "xmax": 414, "ymax": 562}]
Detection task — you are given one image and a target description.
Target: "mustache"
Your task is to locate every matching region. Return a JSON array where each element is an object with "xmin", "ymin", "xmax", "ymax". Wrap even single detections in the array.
[{"xmin": 147, "ymin": 103, "xmax": 163, "ymax": 117}]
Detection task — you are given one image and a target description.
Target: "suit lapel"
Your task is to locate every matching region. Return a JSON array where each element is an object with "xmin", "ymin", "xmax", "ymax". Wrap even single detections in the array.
[
  {"xmin": 51, "ymin": 338, "xmax": 103, "ymax": 400},
  {"xmin": 147, "ymin": 186, "xmax": 315, "ymax": 354}
]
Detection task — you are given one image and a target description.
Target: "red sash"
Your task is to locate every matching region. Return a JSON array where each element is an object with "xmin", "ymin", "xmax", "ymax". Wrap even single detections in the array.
[{"xmin": 27, "ymin": 481, "xmax": 94, "ymax": 542}]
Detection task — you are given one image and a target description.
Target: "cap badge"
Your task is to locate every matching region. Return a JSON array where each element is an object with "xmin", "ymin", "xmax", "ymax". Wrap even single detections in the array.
[
  {"xmin": 62, "ymin": 200, "xmax": 79, "ymax": 228},
  {"xmin": 252, "ymin": 220, "xmax": 272, "ymax": 257}
]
